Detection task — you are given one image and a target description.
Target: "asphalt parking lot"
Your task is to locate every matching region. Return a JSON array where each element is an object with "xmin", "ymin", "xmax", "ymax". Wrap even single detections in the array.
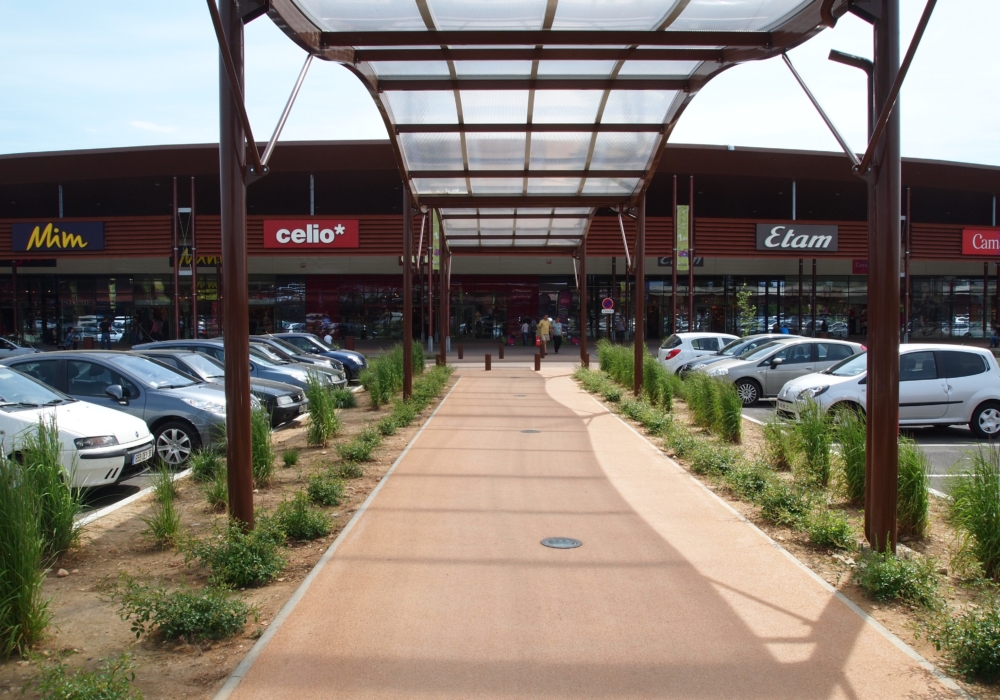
[{"xmin": 744, "ymin": 402, "xmax": 990, "ymax": 495}]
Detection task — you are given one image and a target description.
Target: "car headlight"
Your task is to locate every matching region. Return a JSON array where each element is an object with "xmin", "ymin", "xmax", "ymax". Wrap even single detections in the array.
[
  {"xmin": 251, "ymin": 395, "xmax": 263, "ymax": 410},
  {"xmin": 183, "ymin": 397, "xmax": 227, "ymax": 415},
  {"xmin": 276, "ymin": 395, "xmax": 293, "ymax": 406},
  {"xmin": 74, "ymin": 435, "xmax": 118, "ymax": 449},
  {"xmin": 797, "ymin": 386, "xmax": 829, "ymax": 400},
  {"xmin": 707, "ymin": 367, "xmax": 729, "ymax": 377}
]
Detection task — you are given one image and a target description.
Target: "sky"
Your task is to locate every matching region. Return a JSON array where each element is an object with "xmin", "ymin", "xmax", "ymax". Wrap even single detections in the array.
[{"xmin": 1, "ymin": 1, "xmax": 997, "ymax": 167}]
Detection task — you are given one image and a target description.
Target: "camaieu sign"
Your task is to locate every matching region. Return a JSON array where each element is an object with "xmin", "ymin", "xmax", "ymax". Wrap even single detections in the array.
[
  {"xmin": 755, "ymin": 224, "xmax": 838, "ymax": 252},
  {"xmin": 263, "ymin": 220, "xmax": 359, "ymax": 249},
  {"xmin": 12, "ymin": 222, "xmax": 104, "ymax": 252},
  {"xmin": 962, "ymin": 228, "xmax": 1000, "ymax": 255}
]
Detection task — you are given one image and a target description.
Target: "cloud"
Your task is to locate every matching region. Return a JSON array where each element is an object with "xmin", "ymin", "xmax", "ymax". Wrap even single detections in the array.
[{"xmin": 129, "ymin": 120, "xmax": 177, "ymax": 134}]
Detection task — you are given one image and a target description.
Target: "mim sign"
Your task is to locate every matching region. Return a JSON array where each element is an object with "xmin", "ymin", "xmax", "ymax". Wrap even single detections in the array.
[{"xmin": 755, "ymin": 224, "xmax": 838, "ymax": 253}]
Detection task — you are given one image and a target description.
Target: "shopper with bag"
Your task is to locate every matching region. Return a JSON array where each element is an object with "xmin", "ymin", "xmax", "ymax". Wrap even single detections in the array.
[
  {"xmin": 537, "ymin": 314, "xmax": 551, "ymax": 357},
  {"xmin": 551, "ymin": 318, "xmax": 563, "ymax": 354}
]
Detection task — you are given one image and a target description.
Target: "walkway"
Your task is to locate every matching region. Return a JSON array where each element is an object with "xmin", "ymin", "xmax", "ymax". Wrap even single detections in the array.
[{"xmin": 221, "ymin": 366, "xmax": 957, "ymax": 699}]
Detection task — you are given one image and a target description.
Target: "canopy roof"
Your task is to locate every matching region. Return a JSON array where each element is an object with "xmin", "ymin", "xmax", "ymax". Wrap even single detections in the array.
[{"xmin": 268, "ymin": 0, "xmax": 844, "ymax": 254}]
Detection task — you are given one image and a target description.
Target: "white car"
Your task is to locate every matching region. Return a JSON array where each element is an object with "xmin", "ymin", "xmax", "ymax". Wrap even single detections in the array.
[
  {"xmin": 0, "ymin": 365, "xmax": 155, "ymax": 487},
  {"xmin": 0, "ymin": 337, "xmax": 36, "ymax": 359},
  {"xmin": 657, "ymin": 332, "xmax": 739, "ymax": 375},
  {"xmin": 776, "ymin": 344, "xmax": 1000, "ymax": 439}
]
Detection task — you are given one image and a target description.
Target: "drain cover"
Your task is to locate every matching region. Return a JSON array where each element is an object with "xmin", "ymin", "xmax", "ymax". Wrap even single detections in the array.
[
  {"xmin": 514, "ymin": 394, "xmax": 527, "ymax": 397},
  {"xmin": 521, "ymin": 429, "xmax": 540, "ymax": 433},
  {"xmin": 541, "ymin": 537, "xmax": 582, "ymax": 549}
]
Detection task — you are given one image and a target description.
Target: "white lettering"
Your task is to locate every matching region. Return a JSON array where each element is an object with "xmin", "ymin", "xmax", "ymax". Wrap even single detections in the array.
[
  {"xmin": 764, "ymin": 226, "xmax": 785, "ymax": 248},
  {"xmin": 320, "ymin": 228, "xmax": 334, "ymax": 243},
  {"xmin": 808, "ymin": 234, "xmax": 833, "ymax": 249},
  {"xmin": 791, "ymin": 234, "xmax": 809, "ymax": 249},
  {"xmin": 276, "ymin": 228, "xmax": 291, "ymax": 244},
  {"xmin": 291, "ymin": 228, "xmax": 306, "ymax": 244},
  {"xmin": 781, "ymin": 230, "xmax": 796, "ymax": 247},
  {"xmin": 973, "ymin": 233, "xmax": 999, "ymax": 250}
]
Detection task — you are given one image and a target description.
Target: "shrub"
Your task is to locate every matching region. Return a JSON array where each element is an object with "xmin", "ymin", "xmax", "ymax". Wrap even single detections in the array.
[
  {"xmin": 759, "ymin": 481, "xmax": 814, "ymax": 527},
  {"xmin": 793, "ymin": 400, "xmax": 831, "ymax": 487},
  {"xmin": 308, "ymin": 472, "xmax": 344, "ymax": 506},
  {"xmin": 337, "ymin": 434, "xmax": 377, "ymax": 463},
  {"xmin": 689, "ymin": 442, "xmax": 743, "ymax": 477},
  {"xmin": 834, "ymin": 409, "xmax": 866, "ymax": 504},
  {"xmin": 855, "ymin": 548, "xmax": 939, "ymax": 608},
  {"xmin": 276, "ymin": 492, "xmax": 331, "ymax": 541},
  {"xmin": 19, "ymin": 417, "xmax": 81, "ymax": 557},
  {"xmin": 203, "ymin": 466, "xmax": 228, "ymax": 513},
  {"xmin": 185, "ymin": 517, "xmax": 286, "ymax": 588},
  {"xmin": 141, "ymin": 464, "xmax": 181, "ymax": 548},
  {"xmin": 0, "ymin": 453, "xmax": 49, "ymax": 658},
  {"xmin": 930, "ymin": 595, "xmax": 1000, "ymax": 682},
  {"xmin": 377, "ymin": 416, "xmax": 398, "ymax": 436},
  {"xmin": 109, "ymin": 573, "xmax": 254, "ymax": 642},
  {"xmin": 662, "ymin": 419, "xmax": 700, "ymax": 458},
  {"xmin": 361, "ymin": 345, "xmax": 408, "ymax": 408},
  {"xmin": 331, "ymin": 387, "xmax": 358, "ymax": 409},
  {"xmin": 305, "ymin": 374, "xmax": 341, "ymax": 447},
  {"xmin": 189, "ymin": 449, "xmax": 223, "ymax": 483},
  {"xmin": 31, "ymin": 653, "xmax": 141, "ymax": 700},
  {"xmin": 281, "ymin": 448, "xmax": 300, "ymax": 468},
  {"xmin": 950, "ymin": 447, "xmax": 1000, "ymax": 580},
  {"xmin": 805, "ymin": 508, "xmax": 856, "ymax": 549},
  {"xmin": 763, "ymin": 418, "xmax": 796, "ymax": 472},
  {"xmin": 596, "ymin": 339, "xmax": 634, "ymax": 389},
  {"xmin": 715, "ymin": 380, "xmax": 743, "ymax": 444},
  {"xmin": 685, "ymin": 374, "xmax": 716, "ymax": 429},
  {"xmin": 897, "ymin": 437, "xmax": 929, "ymax": 539},
  {"xmin": 724, "ymin": 459, "xmax": 774, "ymax": 503},
  {"xmin": 338, "ymin": 461, "xmax": 365, "ymax": 479},
  {"xmin": 251, "ymin": 405, "xmax": 276, "ymax": 488}
]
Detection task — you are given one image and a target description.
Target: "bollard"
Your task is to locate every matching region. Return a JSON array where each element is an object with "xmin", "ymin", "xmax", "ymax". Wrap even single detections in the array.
[
  {"xmin": 534, "ymin": 353, "xmax": 541, "ymax": 371},
  {"xmin": 498, "ymin": 343, "xmax": 504, "ymax": 360},
  {"xmin": 540, "ymin": 343, "xmax": 546, "ymax": 359},
  {"xmin": 458, "ymin": 344, "xmax": 464, "ymax": 359},
  {"xmin": 485, "ymin": 353, "xmax": 491, "ymax": 371},
  {"xmin": 345, "ymin": 335, "xmax": 355, "ymax": 350}
]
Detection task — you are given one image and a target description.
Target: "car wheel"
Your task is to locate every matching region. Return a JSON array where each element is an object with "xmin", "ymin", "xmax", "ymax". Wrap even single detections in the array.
[
  {"xmin": 829, "ymin": 402, "xmax": 864, "ymax": 424},
  {"xmin": 154, "ymin": 420, "xmax": 200, "ymax": 467},
  {"xmin": 734, "ymin": 379, "xmax": 761, "ymax": 406},
  {"xmin": 969, "ymin": 402, "xmax": 1000, "ymax": 439}
]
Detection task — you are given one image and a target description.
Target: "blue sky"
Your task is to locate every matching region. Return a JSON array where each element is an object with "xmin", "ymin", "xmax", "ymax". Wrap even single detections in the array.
[{"xmin": 1, "ymin": 1, "xmax": 997, "ymax": 167}]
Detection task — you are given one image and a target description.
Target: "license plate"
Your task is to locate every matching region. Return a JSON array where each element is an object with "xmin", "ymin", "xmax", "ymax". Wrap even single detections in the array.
[{"xmin": 133, "ymin": 447, "xmax": 154, "ymax": 465}]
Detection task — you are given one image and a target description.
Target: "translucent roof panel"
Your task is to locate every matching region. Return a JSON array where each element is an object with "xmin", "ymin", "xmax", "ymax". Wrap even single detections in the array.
[
  {"xmin": 384, "ymin": 92, "xmax": 458, "ymax": 124},
  {"xmin": 398, "ymin": 133, "xmax": 464, "ymax": 170},
  {"xmin": 465, "ymin": 133, "xmax": 527, "ymax": 170},
  {"xmin": 550, "ymin": 0, "xmax": 686, "ymax": 30},
  {"xmin": 460, "ymin": 91, "xmax": 529, "ymax": 124},
  {"xmin": 668, "ymin": 0, "xmax": 813, "ymax": 31},
  {"xmin": 427, "ymin": 0, "xmax": 550, "ymax": 30},
  {"xmin": 532, "ymin": 91, "xmax": 604, "ymax": 123},
  {"xmin": 528, "ymin": 133, "xmax": 591, "ymax": 170},
  {"xmin": 602, "ymin": 90, "xmax": 679, "ymax": 123}
]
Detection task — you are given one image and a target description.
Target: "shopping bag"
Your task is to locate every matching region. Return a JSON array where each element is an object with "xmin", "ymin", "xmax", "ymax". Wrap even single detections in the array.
[{"xmin": 535, "ymin": 336, "xmax": 541, "ymax": 346}]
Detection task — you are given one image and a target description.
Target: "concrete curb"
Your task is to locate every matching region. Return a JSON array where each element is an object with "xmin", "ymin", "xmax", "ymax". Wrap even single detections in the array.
[{"xmin": 76, "ymin": 468, "xmax": 191, "ymax": 528}]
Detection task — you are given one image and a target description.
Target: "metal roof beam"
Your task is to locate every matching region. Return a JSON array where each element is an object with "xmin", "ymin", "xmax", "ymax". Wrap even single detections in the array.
[
  {"xmin": 445, "ymin": 235, "xmax": 583, "ymax": 240},
  {"xmin": 441, "ymin": 213, "xmax": 590, "ymax": 220},
  {"xmin": 378, "ymin": 77, "xmax": 689, "ymax": 91},
  {"xmin": 411, "ymin": 169, "xmax": 643, "ymax": 179},
  {"xmin": 420, "ymin": 195, "xmax": 625, "ymax": 207},
  {"xmin": 322, "ymin": 30, "xmax": 770, "ymax": 48},
  {"xmin": 395, "ymin": 123, "xmax": 663, "ymax": 133},
  {"xmin": 354, "ymin": 47, "xmax": 724, "ymax": 62}
]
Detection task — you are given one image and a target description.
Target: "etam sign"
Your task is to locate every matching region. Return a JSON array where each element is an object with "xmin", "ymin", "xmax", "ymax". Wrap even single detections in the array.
[
  {"xmin": 755, "ymin": 224, "xmax": 838, "ymax": 253},
  {"xmin": 263, "ymin": 220, "xmax": 359, "ymax": 249}
]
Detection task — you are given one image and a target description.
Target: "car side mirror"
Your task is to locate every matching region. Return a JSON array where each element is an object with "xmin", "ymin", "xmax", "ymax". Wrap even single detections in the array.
[
  {"xmin": 105, "ymin": 384, "xmax": 129, "ymax": 405},
  {"xmin": 770, "ymin": 357, "xmax": 784, "ymax": 368}
]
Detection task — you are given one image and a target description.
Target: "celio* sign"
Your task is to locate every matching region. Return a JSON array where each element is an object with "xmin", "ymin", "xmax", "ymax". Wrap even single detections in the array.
[
  {"xmin": 263, "ymin": 220, "xmax": 359, "ymax": 249},
  {"xmin": 755, "ymin": 224, "xmax": 838, "ymax": 252},
  {"xmin": 962, "ymin": 228, "xmax": 1000, "ymax": 255}
]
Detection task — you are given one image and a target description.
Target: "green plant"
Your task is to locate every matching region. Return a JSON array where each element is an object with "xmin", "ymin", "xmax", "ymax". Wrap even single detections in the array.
[
  {"xmin": 330, "ymin": 387, "xmax": 358, "ymax": 409},
  {"xmin": 834, "ymin": 409, "xmax": 866, "ymax": 504},
  {"xmin": 185, "ymin": 517, "xmax": 286, "ymax": 588},
  {"xmin": 0, "ymin": 453, "xmax": 49, "ymax": 658},
  {"xmin": 793, "ymin": 399, "xmax": 831, "ymax": 488},
  {"xmin": 735, "ymin": 284, "xmax": 757, "ymax": 336},
  {"xmin": 307, "ymin": 471, "xmax": 344, "ymax": 506},
  {"xmin": 361, "ymin": 345, "xmax": 408, "ymax": 408},
  {"xmin": 377, "ymin": 416, "xmax": 398, "ymax": 436},
  {"xmin": 203, "ymin": 466, "xmax": 228, "ymax": 513},
  {"xmin": 251, "ymin": 405, "xmax": 276, "ymax": 488},
  {"xmin": 929, "ymin": 594, "xmax": 1000, "ymax": 682},
  {"xmin": 759, "ymin": 481, "xmax": 814, "ymax": 527},
  {"xmin": 689, "ymin": 442, "xmax": 743, "ymax": 477},
  {"xmin": 763, "ymin": 418, "xmax": 796, "ymax": 472},
  {"xmin": 950, "ymin": 447, "xmax": 1000, "ymax": 580},
  {"xmin": 31, "ymin": 653, "xmax": 142, "ymax": 700},
  {"xmin": 897, "ymin": 437, "xmax": 929, "ymax": 539},
  {"xmin": 337, "ymin": 461, "xmax": 365, "ymax": 479},
  {"xmin": 723, "ymin": 459, "xmax": 774, "ymax": 503},
  {"xmin": 109, "ymin": 573, "xmax": 254, "ymax": 642},
  {"xmin": 662, "ymin": 419, "xmax": 700, "ymax": 458},
  {"xmin": 19, "ymin": 417, "xmax": 81, "ymax": 557},
  {"xmin": 189, "ymin": 449, "xmax": 223, "ymax": 483},
  {"xmin": 337, "ymin": 429, "xmax": 379, "ymax": 462},
  {"xmin": 275, "ymin": 492, "xmax": 331, "ymax": 541},
  {"xmin": 596, "ymin": 339, "xmax": 634, "ymax": 389},
  {"xmin": 141, "ymin": 464, "xmax": 181, "ymax": 548},
  {"xmin": 855, "ymin": 548, "xmax": 939, "ymax": 608},
  {"xmin": 805, "ymin": 508, "xmax": 856, "ymax": 549},
  {"xmin": 715, "ymin": 379, "xmax": 743, "ymax": 444},
  {"xmin": 281, "ymin": 448, "xmax": 300, "ymax": 468},
  {"xmin": 305, "ymin": 374, "xmax": 341, "ymax": 447}
]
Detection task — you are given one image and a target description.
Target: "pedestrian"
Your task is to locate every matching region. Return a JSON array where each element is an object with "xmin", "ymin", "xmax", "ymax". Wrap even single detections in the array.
[
  {"xmin": 521, "ymin": 318, "xmax": 530, "ymax": 346},
  {"xmin": 151, "ymin": 315, "xmax": 163, "ymax": 341},
  {"xmin": 63, "ymin": 327, "xmax": 79, "ymax": 350},
  {"xmin": 551, "ymin": 317, "xmax": 563, "ymax": 353},
  {"xmin": 537, "ymin": 314, "xmax": 552, "ymax": 356},
  {"xmin": 990, "ymin": 323, "xmax": 1000, "ymax": 349},
  {"xmin": 615, "ymin": 316, "xmax": 625, "ymax": 342},
  {"xmin": 819, "ymin": 318, "xmax": 829, "ymax": 338},
  {"xmin": 323, "ymin": 331, "xmax": 334, "ymax": 346},
  {"xmin": 99, "ymin": 317, "xmax": 112, "ymax": 350}
]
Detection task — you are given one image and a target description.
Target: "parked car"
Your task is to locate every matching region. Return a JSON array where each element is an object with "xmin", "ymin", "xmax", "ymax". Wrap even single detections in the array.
[
  {"xmin": 249, "ymin": 342, "xmax": 346, "ymax": 387},
  {"xmin": 656, "ymin": 332, "xmax": 739, "ymax": 375},
  {"xmin": 1, "ymin": 351, "xmax": 227, "ymax": 467},
  {"xmin": 701, "ymin": 338, "xmax": 865, "ymax": 405},
  {"xmin": 676, "ymin": 333, "xmax": 793, "ymax": 376},
  {"xmin": 777, "ymin": 344, "xmax": 1000, "ymax": 438},
  {"xmin": 0, "ymin": 365, "xmax": 155, "ymax": 487},
  {"xmin": 132, "ymin": 349, "xmax": 308, "ymax": 427},
  {"xmin": 253, "ymin": 334, "xmax": 346, "ymax": 373},
  {"xmin": 272, "ymin": 332, "xmax": 369, "ymax": 381},
  {"xmin": 0, "ymin": 337, "xmax": 37, "ymax": 359}
]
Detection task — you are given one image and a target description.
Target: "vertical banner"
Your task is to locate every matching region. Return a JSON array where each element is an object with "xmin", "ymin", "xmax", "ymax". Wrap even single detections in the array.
[
  {"xmin": 432, "ymin": 210, "xmax": 441, "ymax": 272},
  {"xmin": 676, "ymin": 205, "xmax": 690, "ymax": 272}
]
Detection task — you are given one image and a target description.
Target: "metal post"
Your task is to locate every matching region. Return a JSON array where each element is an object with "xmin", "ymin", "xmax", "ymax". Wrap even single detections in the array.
[
  {"xmin": 634, "ymin": 194, "xmax": 646, "ymax": 396},
  {"xmin": 811, "ymin": 259, "xmax": 817, "ymax": 336},
  {"xmin": 190, "ymin": 177, "xmax": 198, "ymax": 340},
  {"xmin": 798, "ymin": 259, "xmax": 803, "ymax": 334},
  {"xmin": 439, "ymin": 242, "xmax": 447, "ymax": 364},
  {"xmin": 11, "ymin": 263, "xmax": 18, "ymax": 344},
  {"xmin": 458, "ymin": 343, "xmax": 463, "ymax": 359},
  {"xmin": 984, "ymin": 262, "xmax": 990, "ymax": 342},
  {"xmin": 610, "ymin": 256, "xmax": 616, "ymax": 340},
  {"xmin": 486, "ymin": 353, "xmax": 491, "ymax": 371},
  {"xmin": 499, "ymin": 343, "xmax": 504, "ymax": 360},
  {"xmin": 866, "ymin": 0, "xmax": 902, "ymax": 552},
  {"xmin": 172, "ymin": 177, "xmax": 180, "ymax": 340},
  {"xmin": 671, "ymin": 175, "xmax": 678, "ymax": 335},
  {"xmin": 215, "ymin": 262, "xmax": 223, "ymax": 337},
  {"xmin": 402, "ymin": 191, "xmax": 413, "ymax": 400},
  {"xmin": 534, "ymin": 353, "xmax": 540, "ymax": 371},
  {"xmin": 218, "ymin": 0, "xmax": 254, "ymax": 529},
  {"xmin": 580, "ymin": 248, "xmax": 588, "ymax": 365},
  {"xmin": 904, "ymin": 187, "xmax": 911, "ymax": 342},
  {"xmin": 427, "ymin": 243, "xmax": 434, "ymax": 352},
  {"xmin": 688, "ymin": 175, "xmax": 695, "ymax": 330}
]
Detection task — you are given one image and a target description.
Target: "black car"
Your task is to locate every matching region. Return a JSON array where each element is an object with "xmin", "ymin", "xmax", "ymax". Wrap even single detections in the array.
[
  {"xmin": 272, "ymin": 332, "xmax": 369, "ymax": 381},
  {"xmin": 132, "ymin": 349, "xmax": 308, "ymax": 427},
  {"xmin": 251, "ymin": 335, "xmax": 346, "ymax": 373}
]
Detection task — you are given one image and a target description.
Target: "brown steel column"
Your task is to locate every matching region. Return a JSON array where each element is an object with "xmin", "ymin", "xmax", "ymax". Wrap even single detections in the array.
[
  {"xmin": 671, "ymin": 175, "xmax": 678, "ymax": 335},
  {"xmin": 798, "ymin": 259, "xmax": 803, "ymax": 333},
  {"xmin": 688, "ymin": 175, "xmax": 695, "ymax": 330},
  {"xmin": 580, "ymin": 248, "xmax": 588, "ymax": 364},
  {"xmin": 219, "ymin": 0, "xmax": 254, "ymax": 529},
  {"xmin": 190, "ymin": 177, "xmax": 198, "ymax": 340},
  {"xmin": 427, "ymin": 243, "xmax": 433, "ymax": 350},
  {"xmin": 402, "ymin": 192, "xmax": 413, "ymax": 400},
  {"xmin": 903, "ymin": 187, "xmax": 910, "ymax": 342},
  {"xmin": 215, "ymin": 262, "xmax": 223, "ymax": 337},
  {"xmin": 866, "ymin": 0, "xmax": 902, "ymax": 552},
  {"xmin": 11, "ymin": 263, "xmax": 18, "ymax": 344},
  {"xmin": 439, "ymin": 241, "xmax": 447, "ymax": 364},
  {"xmin": 172, "ymin": 177, "xmax": 180, "ymax": 340},
  {"xmin": 634, "ymin": 195, "xmax": 646, "ymax": 395},
  {"xmin": 811, "ymin": 259, "xmax": 817, "ymax": 336},
  {"xmin": 984, "ymin": 263, "xmax": 990, "ymax": 341},
  {"xmin": 609, "ymin": 256, "xmax": 615, "ymax": 341}
]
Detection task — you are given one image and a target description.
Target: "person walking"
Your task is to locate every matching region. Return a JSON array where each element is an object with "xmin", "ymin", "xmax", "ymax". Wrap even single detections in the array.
[
  {"xmin": 62, "ymin": 327, "xmax": 79, "ymax": 350},
  {"xmin": 551, "ymin": 317, "xmax": 563, "ymax": 353},
  {"xmin": 615, "ymin": 316, "xmax": 625, "ymax": 343},
  {"xmin": 99, "ymin": 317, "xmax": 112, "ymax": 350},
  {"xmin": 537, "ymin": 314, "xmax": 552, "ymax": 357},
  {"xmin": 521, "ymin": 318, "xmax": 530, "ymax": 346}
]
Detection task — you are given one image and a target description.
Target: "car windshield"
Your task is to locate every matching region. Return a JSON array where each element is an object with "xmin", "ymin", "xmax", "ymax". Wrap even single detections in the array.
[
  {"xmin": 719, "ymin": 339, "xmax": 746, "ymax": 356},
  {"xmin": 106, "ymin": 354, "xmax": 198, "ymax": 389},
  {"xmin": 0, "ymin": 367, "xmax": 72, "ymax": 406},
  {"xmin": 826, "ymin": 352, "xmax": 868, "ymax": 377},
  {"xmin": 660, "ymin": 334, "xmax": 682, "ymax": 350},
  {"xmin": 251, "ymin": 344, "xmax": 288, "ymax": 363},
  {"xmin": 268, "ymin": 337, "xmax": 308, "ymax": 356},
  {"xmin": 739, "ymin": 341, "xmax": 788, "ymax": 362},
  {"xmin": 180, "ymin": 352, "xmax": 226, "ymax": 380},
  {"xmin": 249, "ymin": 349, "xmax": 286, "ymax": 369}
]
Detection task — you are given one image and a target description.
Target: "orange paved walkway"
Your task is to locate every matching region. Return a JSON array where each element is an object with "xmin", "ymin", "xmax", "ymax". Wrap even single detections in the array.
[{"xmin": 221, "ymin": 366, "xmax": 958, "ymax": 700}]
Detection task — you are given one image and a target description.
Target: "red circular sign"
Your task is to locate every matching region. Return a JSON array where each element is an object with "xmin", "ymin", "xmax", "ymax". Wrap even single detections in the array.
[{"xmin": 601, "ymin": 297, "xmax": 614, "ymax": 310}]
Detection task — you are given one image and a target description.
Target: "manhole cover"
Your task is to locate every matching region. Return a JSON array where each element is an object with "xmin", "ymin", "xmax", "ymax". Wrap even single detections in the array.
[
  {"xmin": 521, "ymin": 429, "xmax": 540, "ymax": 433},
  {"xmin": 541, "ymin": 537, "xmax": 582, "ymax": 549}
]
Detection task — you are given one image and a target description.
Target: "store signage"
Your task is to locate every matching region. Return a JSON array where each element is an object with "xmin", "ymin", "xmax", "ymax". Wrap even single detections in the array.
[
  {"xmin": 755, "ymin": 224, "xmax": 838, "ymax": 252},
  {"xmin": 657, "ymin": 256, "xmax": 704, "ymax": 267},
  {"xmin": 962, "ymin": 228, "xmax": 1000, "ymax": 255},
  {"xmin": 263, "ymin": 220, "xmax": 359, "ymax": 249},
  {"xmin": 852, "ymin": 259, "xmax": 868, "ymax": 275},
  {"xmin": 169, "ymin": 247, "xmax": 222, "ymax": 268},
  {"xmin": 676, "ymin": 205, "xmax": 690, "ymax": 272},
  {"xmin": 12, "ymin": 222, "xmax": 104, "ymax": 252}
]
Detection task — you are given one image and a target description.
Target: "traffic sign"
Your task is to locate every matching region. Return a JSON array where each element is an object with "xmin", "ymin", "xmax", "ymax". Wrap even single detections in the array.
[
  {"xmin": 601, "ymin": 309, "xmax": 614, "ymax": 315},
  {"xmin": 601, "ymin": 297, "xmax": 614, "ymax": 310}
]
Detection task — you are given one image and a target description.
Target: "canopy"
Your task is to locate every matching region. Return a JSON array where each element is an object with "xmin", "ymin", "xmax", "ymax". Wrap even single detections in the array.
[{"xmin": 268, "ymin": 0, "xmax": 844, "ymax": 254}]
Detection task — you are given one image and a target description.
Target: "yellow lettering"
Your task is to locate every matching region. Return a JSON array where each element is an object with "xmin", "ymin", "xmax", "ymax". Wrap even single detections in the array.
[
  {"xmin": 25, "ymin": 223, "xmax": 88, "ymax": 250},
  {"xmin": 62, "ymin": 231, "xmax": 87, "ymax": 249}
]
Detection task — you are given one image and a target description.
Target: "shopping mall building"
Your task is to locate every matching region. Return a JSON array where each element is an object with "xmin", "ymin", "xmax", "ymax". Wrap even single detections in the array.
[{"xmin": 1, "ymin": 140, "xmax": 999, "ymax": 345}]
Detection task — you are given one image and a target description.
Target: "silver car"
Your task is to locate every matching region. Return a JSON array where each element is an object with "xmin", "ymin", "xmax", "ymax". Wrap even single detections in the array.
[
  {"xmin": 0, "ymin": 337, "xmax": 37, "ymax": 359},
  {"xmin": 701, "ymin": 338, "xmax": 865, "ymax": 405}
]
